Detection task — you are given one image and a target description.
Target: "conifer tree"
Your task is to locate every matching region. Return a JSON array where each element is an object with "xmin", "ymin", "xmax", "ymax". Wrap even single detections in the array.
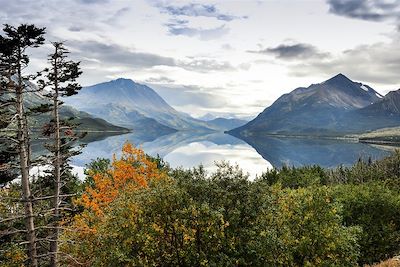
[
  {"xmin": 0, "ymin": 24, "xmax": 45, "ymax": 267},
  {"xmin": 37, "ymin": 41, "xmax": 82, "ymax": 267}
]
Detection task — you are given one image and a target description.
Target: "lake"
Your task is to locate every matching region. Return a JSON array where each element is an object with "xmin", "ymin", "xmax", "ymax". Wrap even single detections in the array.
[{"xmin": 71, "ymin": 131, "xmax": 393, "ymax": 179}]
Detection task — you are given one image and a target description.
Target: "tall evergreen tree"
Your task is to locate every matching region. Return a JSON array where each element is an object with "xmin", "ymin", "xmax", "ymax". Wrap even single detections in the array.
[
  {"xmin": 37, "ymin": 41, "xmax": 82, "ymax": 267},
  {"xmin": 0, "ymin": 24, "xmax": 45, "ymax": 267}
]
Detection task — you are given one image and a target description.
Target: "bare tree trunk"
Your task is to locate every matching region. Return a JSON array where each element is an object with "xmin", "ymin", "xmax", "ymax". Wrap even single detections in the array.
[
  {"xmin": 16, "ymin": 53, "xmax": 38, "ymax": 267},
  {"xmin": 50, "ymin": 46, "xmax": 61, "ymax": 267}
]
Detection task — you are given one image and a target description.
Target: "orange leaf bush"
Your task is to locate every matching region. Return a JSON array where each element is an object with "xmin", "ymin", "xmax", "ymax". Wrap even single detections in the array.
[
  {"xmin": 79, "ymin": 143, "xmax": 166, "ymax": 216},
  {"xmin": 61, "ymin": 143, "xmax": 168, "ymax": 266}
]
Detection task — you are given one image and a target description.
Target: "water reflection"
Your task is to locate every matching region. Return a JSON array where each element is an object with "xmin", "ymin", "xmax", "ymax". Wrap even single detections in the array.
[
  {"xmin": 236, "ymin": 135, "xmax": 391, "ymax": 168},
  {"xmin": 71, "ymin": 131, "xmax": 392, "ymax": 178},
  {"xmin": 72, "ymin": 131, "xmax": 271, "ymax": 177}
]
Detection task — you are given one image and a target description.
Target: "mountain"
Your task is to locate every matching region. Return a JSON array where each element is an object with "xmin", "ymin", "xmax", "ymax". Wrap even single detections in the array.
[
  {"xmin": 340, "ymin": 89, "xmax": 400, "ymax": 132},
  {"xmin": 198, "ymin": 113, "xmax": 255, "ymax": 122},
  {"xmin": 58, "ymin": 106, "xmax": 129, "ymax": 132},
  {"xmin": 68, "ymin": 101, "xmax": 176, "ymax": 135},
  {"xmin": 229, "ymin": 74, "xmax": 389, "ymax": 136},
  {"xmin": 1, "ymin": 84, "xmax": 127, "ymax": 133},
  {"xmin": 357, "ymin": 89, "xmax": 400, "ymax": 116},
  {"xmin": 206, "ymin": 118, "xmax": 248, "ymax": 131},
  {"xmin": 197, "ymin": 113, "xmax": 218, "ymax": 121},
  {"xmin": 64, "ymin": 78, "xmax": 214, "ymax": 131}
]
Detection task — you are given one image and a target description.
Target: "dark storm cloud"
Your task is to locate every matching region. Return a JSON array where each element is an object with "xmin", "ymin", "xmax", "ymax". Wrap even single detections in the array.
[
  {"xmin": 327, "ymin": 0, "xmax": 400, "ymax": 22},
  {"xmin": 249, "ymin": 43, "xmax": 330, "ymax": 60},
  {"xmin": 157, "ymin": 3, "xmax": 243, "ymax": 21}
]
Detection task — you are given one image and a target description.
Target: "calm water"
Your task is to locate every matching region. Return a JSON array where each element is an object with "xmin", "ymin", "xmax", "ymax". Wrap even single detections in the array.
[{"xmin": 70, "ymin": 131, "xmax": 392, "ymax": 178}]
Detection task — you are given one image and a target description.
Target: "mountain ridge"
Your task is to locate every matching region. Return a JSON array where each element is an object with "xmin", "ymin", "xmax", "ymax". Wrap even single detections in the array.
[
  {"xmin": 229, "ymin": 74, "xmax": 399, "ymax": 137},
  {"xmin": 64, "ymin": 78, "xmax": 243, "ymax": 132},
  {"xmin": 0, "ymin": 84, "xmax": 128, "ymax": 133},
  {"xmin": 64, "ymin": 78, "xmax": 217, "ymax": 132},
  {"xmin": 206, "ymin": 117, "xmax": 248, "ymax": 131}
]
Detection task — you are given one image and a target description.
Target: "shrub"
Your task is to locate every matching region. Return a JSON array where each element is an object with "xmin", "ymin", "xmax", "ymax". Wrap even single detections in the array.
[{"xmin": 333, "ymin": 182, "xmax": 400, "ymax": 265}]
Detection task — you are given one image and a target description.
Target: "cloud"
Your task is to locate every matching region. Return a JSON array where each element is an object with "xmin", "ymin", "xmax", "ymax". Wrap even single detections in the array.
[
  {"xmin": 149, "ymin": 83, "xmax": 228, "ymax": 111},
  {"xmin": 155, "ymin": 2, "xmax": 245, "ymax": 40},
  {"xmin": 165, "ymin": 20, "xmax": 230, "ymax": 40},
  {"xmin": 70, "ymin": 40, "xmax": 236, "ymax": 75},
  {"xmin": 249, "ymin": 43, "xmax": 330, "ymax": 60},
  {"xmin": 289, "ymin": 39, "xmax": 400, "ymax": 85},
  {"xmin": 68, "ymin": 26, "xmax": 82, "ymax": 32},
  {"xmin": 71, "ymin": 41, "xmax": 176, "ymax": 69},
  {"xmin": 103, "ymin": 7, "xmax": 130, "ymax": 24},
  {"xmin": 327, "ymin": 0, "xmax": 400, "ymax": 22},
  {"xmin": 221, "ymin": 43, "xmax": 234, "ymax": 50},
  {"xmin": 178, "ymin": 58, "xmax": 235, "ymax": 72},
  {"xmin": 76, "ymin": 0, "xmax": 109, "ymax": 4},
  {"xmin": 156, "ymin": 3, "xmax": 243, "ymax": 21},
  {"xmin": 144, "ymin": 76, "xmax": 175, "ymax": 84}
]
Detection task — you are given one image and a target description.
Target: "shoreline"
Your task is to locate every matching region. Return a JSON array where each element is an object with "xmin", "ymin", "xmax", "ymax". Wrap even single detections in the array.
[{"xmin": 228, "ymin": 131, "xmax": 400, "ymax": 147}]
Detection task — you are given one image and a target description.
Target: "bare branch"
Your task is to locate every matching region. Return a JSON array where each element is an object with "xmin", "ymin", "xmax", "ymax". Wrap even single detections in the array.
[
  {"xmin": 0, "ymin": 229, "xmax": 27, "ymax": 237},
  {"xmin": 0, "ymin": 215, "xmax": 26, "ymax": 223}
]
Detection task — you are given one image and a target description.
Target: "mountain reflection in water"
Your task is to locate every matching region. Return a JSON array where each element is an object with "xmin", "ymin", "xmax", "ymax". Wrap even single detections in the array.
[{"xmin": 71, "ymin": 131, "xmax": 391, "ymax": 178}]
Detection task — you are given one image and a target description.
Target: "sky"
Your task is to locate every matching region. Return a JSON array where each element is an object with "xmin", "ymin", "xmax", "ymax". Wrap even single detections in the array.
[{"xmin": 1, "ymin": 0, "xmax": 400, "ymax": 118}]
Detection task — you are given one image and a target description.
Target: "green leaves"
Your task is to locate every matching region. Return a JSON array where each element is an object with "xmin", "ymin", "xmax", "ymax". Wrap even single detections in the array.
[
  {"xmin": 333, "ymin": 182, "xmax": 400, "ymax": 265},
  {"xmin": 267, "ymin": 186, "xmax": 361, "ymax": 266},
  {"xmin": 63, "ymin": 158, "xmax": 370, "ymax": 266},
  {"xmin": 59, "ymin": 148, "xmax": 400, "ymax": 266}
]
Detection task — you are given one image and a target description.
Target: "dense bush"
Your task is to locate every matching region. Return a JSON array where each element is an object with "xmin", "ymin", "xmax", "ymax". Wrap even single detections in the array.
[
  {"xmin": 61, "ymin": 146, "xmax": 383, "ymax": 266},
  {"xmin": 257, "ymin": 165, "xmax": 327, "ymax": 188},
  {"xmin": 2, "ymin": 146, "xmax": 397, "ymax": 266},
  {"xmin": 4, "ymin": 150, "xmax": 399, "ymax": 266},
  {"xmin": 333, "ymin": 182, "xmax": 400, "ymax": 265},
  {"xmin": 327, "ymin": 150, "xmax": 400, "ymax": 187}
]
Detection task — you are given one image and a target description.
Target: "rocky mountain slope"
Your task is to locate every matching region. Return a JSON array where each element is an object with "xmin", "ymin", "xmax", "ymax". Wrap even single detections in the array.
[
  {"xmin": 229, "ymin": 74, "xmax": 398, "ymax": 136},
  {"xmin": 64, "ymin": 78, "xmax": 214, "ymax": 131}
]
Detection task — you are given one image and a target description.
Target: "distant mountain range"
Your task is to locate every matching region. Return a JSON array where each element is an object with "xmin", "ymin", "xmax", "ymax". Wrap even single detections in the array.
[
  {"xmin": 17, "ymin": 74, "xmax": 396, "ymax": 139},
  {"xmin": 197, "ymin": 112, "xmax": 254, "ymax": 122},
  {"xmin": 229, "ymin": 74, "xmax": 400, "ymax": 137},
  {"xmin": 206, "ymin": 118, "xmax": 248, "ymax": 130},
  {"xmin": 64, "ymin": 78, "xmax": 246, "ymax": 132},
  {"xmin": 197, "ymin": 113, "xmax": 218, "ymax": 121}
]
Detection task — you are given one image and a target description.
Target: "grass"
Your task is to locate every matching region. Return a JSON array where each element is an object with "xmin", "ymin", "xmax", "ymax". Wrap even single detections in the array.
[{"xmin": 368, "ymin": 257, "xmax": 400, "ymax": 267}]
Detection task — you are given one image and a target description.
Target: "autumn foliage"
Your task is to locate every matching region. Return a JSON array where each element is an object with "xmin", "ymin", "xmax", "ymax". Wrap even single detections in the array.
[
  {"xmin": 79, "ymin": 143, "xmax": 166, "ymax": 216},
  {"xmin": 61, "ymin": 143, "xmax": 167, "ymax": 265}
]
